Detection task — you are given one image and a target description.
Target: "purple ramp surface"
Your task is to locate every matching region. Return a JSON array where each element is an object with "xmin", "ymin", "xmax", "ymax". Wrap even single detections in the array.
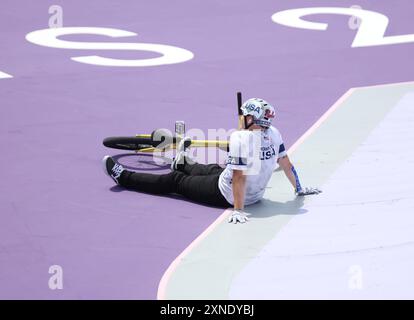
[{"xmin": 1, "ymin": 0, "xmax": 413, "ymax": 298}]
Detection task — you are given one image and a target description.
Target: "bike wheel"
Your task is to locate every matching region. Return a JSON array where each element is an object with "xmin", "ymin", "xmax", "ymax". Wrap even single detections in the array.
[{"xmin": 103, "ymin": 136, "xmax": 153, "ymax": 151}]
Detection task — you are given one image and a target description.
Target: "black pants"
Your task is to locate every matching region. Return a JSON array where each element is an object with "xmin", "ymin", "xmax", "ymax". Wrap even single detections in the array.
[{"xmin": 118, "ymin": 162, "xmax": 231, "ymax": 208}]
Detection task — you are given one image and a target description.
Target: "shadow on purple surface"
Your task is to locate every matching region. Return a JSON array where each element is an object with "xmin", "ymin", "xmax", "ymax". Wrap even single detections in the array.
[
  {"xmin": 109, "ymin": 184, "xmax": 231, "ymax": 209},
  {"xmin": 113, "ymin": 153, "xmax": 171, "ymax": 172}
]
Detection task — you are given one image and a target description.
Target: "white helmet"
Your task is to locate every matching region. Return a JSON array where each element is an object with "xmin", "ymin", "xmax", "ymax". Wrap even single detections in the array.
[{"xmin": 240, "ymin": 98, "xmax": 275, "ymax": 128}]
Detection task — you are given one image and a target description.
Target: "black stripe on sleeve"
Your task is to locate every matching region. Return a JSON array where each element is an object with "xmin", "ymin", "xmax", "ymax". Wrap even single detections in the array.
[{"xmin": 226, "ymin": 156, "xmax": 248, "ymax": 166}]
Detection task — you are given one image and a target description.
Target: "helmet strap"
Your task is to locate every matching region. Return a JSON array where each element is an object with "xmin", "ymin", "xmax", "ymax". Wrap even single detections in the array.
[{"xmin": 244, "ymin": 116, "xmax": 254, "ymax": 129}]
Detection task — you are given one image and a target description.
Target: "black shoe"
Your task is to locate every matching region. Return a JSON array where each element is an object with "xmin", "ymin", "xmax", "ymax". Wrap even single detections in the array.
[{"xmin": 102, "ymin": 155, "xmax": 125, "ymax": 184}]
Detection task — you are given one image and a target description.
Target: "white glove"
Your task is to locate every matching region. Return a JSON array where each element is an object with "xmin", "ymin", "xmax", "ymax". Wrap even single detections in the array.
[
  {"xmin": 228, "ymin": 209, "xmax": 249, "ymax": 224},
  {"xmin": 296, "ymin": 187, "xmax": 322, "ymax": 196}
]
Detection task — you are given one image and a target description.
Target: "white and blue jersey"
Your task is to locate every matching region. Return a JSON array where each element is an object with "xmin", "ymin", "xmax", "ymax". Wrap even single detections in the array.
[{"xmin": 218, "ymin": 126, "xmax": 287, "ymax": 206}]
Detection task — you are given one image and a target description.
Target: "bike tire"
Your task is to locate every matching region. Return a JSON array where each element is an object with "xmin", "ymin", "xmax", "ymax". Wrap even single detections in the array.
[{"xmin": 103, "ymin": 136, "xmax": 154, "ymax": 151}]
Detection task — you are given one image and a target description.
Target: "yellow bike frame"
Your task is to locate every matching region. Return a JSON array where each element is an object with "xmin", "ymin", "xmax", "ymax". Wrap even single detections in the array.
[{"xmin": 134, "ymin": 134, "xmax": 229, "ymax": 153}]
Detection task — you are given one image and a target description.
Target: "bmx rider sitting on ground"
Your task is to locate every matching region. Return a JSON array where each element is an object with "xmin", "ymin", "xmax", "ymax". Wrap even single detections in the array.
[{"xmin": 102, "ymin": 98, "xmax": 321, "ymax": 224}]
